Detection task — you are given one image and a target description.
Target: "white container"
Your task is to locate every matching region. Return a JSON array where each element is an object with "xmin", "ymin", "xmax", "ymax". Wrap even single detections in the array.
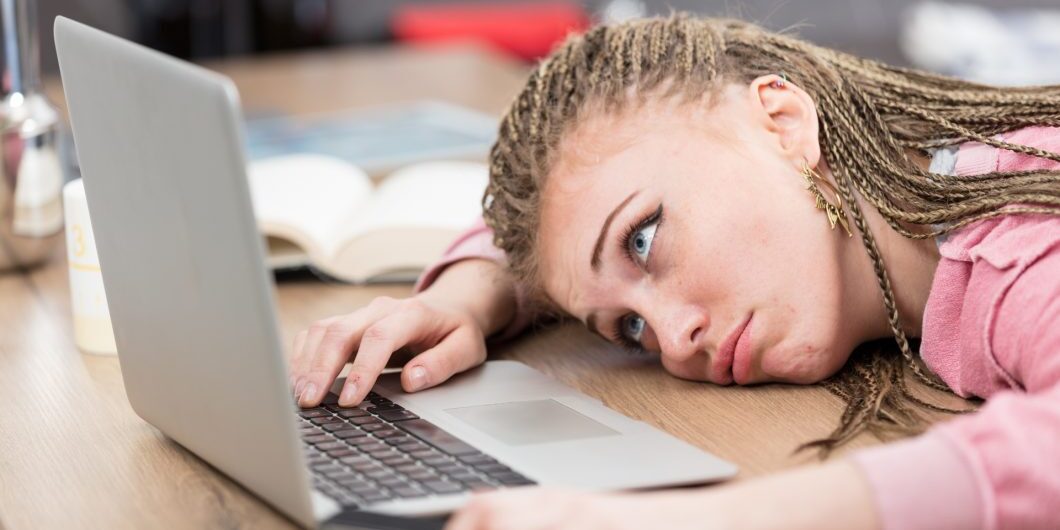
[{"xmin": 63, "ymin": 178, "xmax": 116, "ymax": 355}]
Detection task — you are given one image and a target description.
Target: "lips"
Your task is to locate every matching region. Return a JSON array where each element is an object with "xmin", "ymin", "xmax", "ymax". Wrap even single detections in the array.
[{"xmin": 712, "ymin": 313, "xmax": 753, "ymax": 385}]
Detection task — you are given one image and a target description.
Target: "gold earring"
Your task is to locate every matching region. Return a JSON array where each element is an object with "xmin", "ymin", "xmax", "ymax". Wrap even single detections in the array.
[{"xmin": 800, "ymin": 161, "xmax": 852, "ymax": 237}]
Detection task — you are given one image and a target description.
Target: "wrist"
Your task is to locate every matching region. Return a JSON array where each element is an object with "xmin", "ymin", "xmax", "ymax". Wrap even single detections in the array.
[{"xmin": 415, "ymin": 258, "xmax": 517, "ymax": 337}]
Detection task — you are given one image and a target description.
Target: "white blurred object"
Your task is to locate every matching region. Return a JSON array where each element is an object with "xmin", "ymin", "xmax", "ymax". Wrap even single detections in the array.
[
  {"xmin": 600, "ymin": 0, "xmax": 646, "ymax": 24},
  {"xmin": 902, "ymin": 1, "xmax": 1060, "ymax": 85},
  {"xmin": 63, "ymin": 178, "xmax": 117, "ymax": 355},
  {"xmin": 12, "ymin": 140, "xmax": 63, "ymax": 236}
]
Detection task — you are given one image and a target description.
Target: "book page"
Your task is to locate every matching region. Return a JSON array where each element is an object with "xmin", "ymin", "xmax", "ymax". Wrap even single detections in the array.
[
  {"xmin": 247, "ymin": 154, "xmax": 372, "ymax": 259},
  {"xmin": 339, "ymin": 161, "xmax": 488, "ymax": 239}
]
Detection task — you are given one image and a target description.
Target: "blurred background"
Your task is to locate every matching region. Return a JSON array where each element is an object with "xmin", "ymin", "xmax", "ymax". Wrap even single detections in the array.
[{"xmin": 27, "ymin": 0, "xmax": 1060, "ymax": 84}]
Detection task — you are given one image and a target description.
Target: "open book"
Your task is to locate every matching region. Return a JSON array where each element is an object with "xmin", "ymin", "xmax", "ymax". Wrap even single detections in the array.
[{"xmin": 247, "ymin": 154, "xmax": 487, "ymax": 283}]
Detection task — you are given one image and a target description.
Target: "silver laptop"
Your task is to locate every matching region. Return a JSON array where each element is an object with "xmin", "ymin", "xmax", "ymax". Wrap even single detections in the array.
[{"xmin": 53, "ymin": 16, "xmax": 737, "ymax": 528}]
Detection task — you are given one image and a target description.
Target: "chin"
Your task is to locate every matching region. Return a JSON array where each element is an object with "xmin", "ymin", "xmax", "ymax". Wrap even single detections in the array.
[{"xmin": 760, "ymin": 342, "xmax": 843, "ymax": 385}]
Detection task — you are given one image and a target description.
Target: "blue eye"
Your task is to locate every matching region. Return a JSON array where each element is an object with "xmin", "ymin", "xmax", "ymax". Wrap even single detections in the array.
[
  {"xmin": 623, "ymin": 314, "xmax": 646, "ymax": 343},
  {"xmin": 629, "ymin": 219, "xmax": 658, "ymax": 264}
]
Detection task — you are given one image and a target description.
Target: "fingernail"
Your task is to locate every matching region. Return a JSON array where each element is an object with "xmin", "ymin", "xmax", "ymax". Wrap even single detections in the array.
[
  {"xmin": 339, "ymin": 382, "xmax": 358, "ymax": 406},
  {"xmin": 408, "ymin": 366, "xmax": 427, "ymax": 391},
  {"xmin": 299, "ymin": 382, "xmax": 317, "ymax": 406},
  {"xmin": 294, "ymin": 377, "xmax": 307, "ymax": 398}
]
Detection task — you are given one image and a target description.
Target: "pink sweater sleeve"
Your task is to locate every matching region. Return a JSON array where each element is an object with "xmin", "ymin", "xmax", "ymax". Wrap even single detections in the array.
[
  {"xmin": 850, "ymin": 243, "xmax": 1060, "ymax": 529},
  {"xmin": 412, "ymin": 217, "xmax": 535, "ymax": 341},
  {"xmin": 850, "ymin": 126, "xmax": 1060, "ymax": 530}
]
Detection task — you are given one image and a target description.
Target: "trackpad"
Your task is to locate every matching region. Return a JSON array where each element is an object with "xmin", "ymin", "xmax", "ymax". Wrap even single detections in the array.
[{"xmin": 445, "ymin": 399, "xmax": 619, "ymax": 446}]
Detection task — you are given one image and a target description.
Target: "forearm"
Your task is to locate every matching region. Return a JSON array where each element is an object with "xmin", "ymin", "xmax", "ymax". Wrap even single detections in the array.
[
  {"xmin": 688, "ymin": 460, "xmax": 879, "ymax": 530},
  {"xmin": 415, "ymin": 258, "xmax": 517, "ymax": 339}
]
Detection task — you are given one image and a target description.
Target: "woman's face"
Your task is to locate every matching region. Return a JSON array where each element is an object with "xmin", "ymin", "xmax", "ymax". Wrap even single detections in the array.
[{"xmin": 537, "ymin": 77, "xmax": 873, "ymax": 385}]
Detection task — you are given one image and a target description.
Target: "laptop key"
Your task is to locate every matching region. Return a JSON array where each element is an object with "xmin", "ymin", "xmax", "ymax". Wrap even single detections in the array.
[
  {"xmin": 457, "ymin": 454, "xmax": 495, "ymax": 465},
  {"xmin": 367, "ymin": 404, "xmax": 402, "ymax": 414},
  {"xmin": 395, "ymin": 419, "xmax": 481, "ymax": 456},
  {"xmin": 423, "ymin": 480, "xmax": 465, "ymax": 494},
  {"xmin": 494, "ymin": 473, "xmax": 535, "ymax": 486},
  {"xmin": 316, "ymin": 442, "xmax": 346, "ymax": 451},
  {"xmin": 376, "ymin": 410, "xmax": 418, "ymax": 422},
  {"xmin": 349, "ymin": 416, "xmax": 380, "ymax": 426},
  {"xmin": 337, "ymin": 409, "xmax": 370, "ymax": 418},
  {"xmin": 303, "ymin": 434, "xmax": 332, "ymax": 444},
  {"xmin": 310, "ymin": 416, "xmax": 342, "ymax": 425},
  {"xmin": 423, "ymin": 456, "xmax": 451, "ymax": 466},
  {"xmin": 447, "ymin": 472, "xmax": 482, "ymax": 483},
  {"xmin": 408, "ymin": 470, "xmax": 438, "ymax": 481},
  {"xmin": 394, "ymin": 463, "xmax": 421, "ymax": 474},
  {"xmin": 326, "ymin": 448, "xmax": 358, "ymax": 458},
  {"xmin": 408, "ymin": 449, "xmax": 440, "ymax": 459},
  {"xmin": 339, "ymin": 455, "xmax": 372, "ymax": 465},
  {"xmin": 359, "ymin": 492, "xmax": 392, "ymax": 503},
  {"xmin": 464, "ymin": 480, "xmax": 496, "ymax": 491},
  {"xmin": 475, "ymin": 463, "xmax": 512, "ymax": 474},
  {"xmin": 298, "ymin": 410, "xmax": 329, "ymax": 418},
  {"xmin": 365, "ymin": 469, "xmax": 397, "ymax": 480},
  {"xmin": 361, "ymin": 423, "xmax": 387, "ymax": 432},
  {"xmin": 322, "ymin": 423, "xmax": 353, "ymax": 432},
  {"xmin": 392, "ymin": 486, "xmax": 428, "ymax": 498},
  {"xmin": 333, "ymin": 429, "xmax": 368, "ymax": 439},
  {"xmin": 379, "ymin": 455, "xmax": 410, "ymax": 466},
  {"xmin": 335, "ymin": 477, "xmax": 373, "ymax": 488}
]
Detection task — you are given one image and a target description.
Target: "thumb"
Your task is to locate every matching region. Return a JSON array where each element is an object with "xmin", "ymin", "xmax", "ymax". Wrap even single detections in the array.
[{"xmin": 400, "ymin": 326, "xmax": 486, "ymax": 393}]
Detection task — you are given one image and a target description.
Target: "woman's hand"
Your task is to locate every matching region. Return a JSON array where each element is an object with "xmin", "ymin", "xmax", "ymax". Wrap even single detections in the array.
[
  {"xmin": 444, "ymin": 487, "xmax": 718, "ymax": 530},
  {"xmin": 289, "ymin": 258, "xmax": 517, "ymax": 408},
  {"xmin": 444, "ymin": 460, "xmax": 878, "ymax": 530},
  {"xmin": 289, "ymin": 294, "xmax": 488, "ymax": 407}
]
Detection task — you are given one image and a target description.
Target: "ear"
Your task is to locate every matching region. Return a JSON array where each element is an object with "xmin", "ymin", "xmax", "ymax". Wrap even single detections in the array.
[{"xmin": 746, "ymin": 74, "xmax": 822, "ymax": 168}]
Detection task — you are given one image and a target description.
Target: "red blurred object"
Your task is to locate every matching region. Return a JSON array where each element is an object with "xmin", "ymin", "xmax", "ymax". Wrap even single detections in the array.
[{"xmin": 392, "ymin": 2, "xmax": 591, "ymax": 61}]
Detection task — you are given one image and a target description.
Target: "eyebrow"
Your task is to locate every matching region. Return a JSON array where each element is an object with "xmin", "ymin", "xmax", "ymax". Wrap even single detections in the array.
[{"xmin": 590, "ymin": 190, "xmax": 640, "ymax": 272}]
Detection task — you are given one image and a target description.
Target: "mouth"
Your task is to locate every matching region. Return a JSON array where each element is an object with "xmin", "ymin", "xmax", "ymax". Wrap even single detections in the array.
[{"xmin": 712, "ymin": 312, "xmax": 753, "ymax": 385}]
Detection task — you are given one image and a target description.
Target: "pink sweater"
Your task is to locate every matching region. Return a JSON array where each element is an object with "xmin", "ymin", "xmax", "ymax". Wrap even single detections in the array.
[{"xmin": 413, "ymin": 126, "xmax": 1060, "ymax": 529}]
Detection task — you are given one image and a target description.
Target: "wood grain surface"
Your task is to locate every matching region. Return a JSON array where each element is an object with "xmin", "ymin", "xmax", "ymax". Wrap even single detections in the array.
[{"xmin": 1, "ymin": 42, "xmax": 968, "ymax": 530}]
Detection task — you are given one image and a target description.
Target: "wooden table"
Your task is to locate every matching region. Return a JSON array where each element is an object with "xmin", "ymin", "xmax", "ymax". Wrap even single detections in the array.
[{"xmin": 0, "ymin": 42, "xmax": 964, "ymax": 530}]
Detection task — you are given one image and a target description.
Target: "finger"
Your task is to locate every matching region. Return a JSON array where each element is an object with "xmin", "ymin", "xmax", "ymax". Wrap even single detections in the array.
[
  {"xmin": 289, "ymin": 329, "xmax": 308, "ymax": 392},
  {"xmin": 292, "ymin": 316, "xmax": 341, "ymax": 400},
  {"xmin": 401, "ymin": 325, "xmax": 485, "ymax": 393},
  {"xmin": 297, "ymin": 313, "xmax": 380, "ymax": 407},
  {"xmin": 300, "ymin": 298, "xmax": 404, "ymax": 407},
  {"xmin": 340, "ymin": 304, "xmax": 451, "ymax": 407}
]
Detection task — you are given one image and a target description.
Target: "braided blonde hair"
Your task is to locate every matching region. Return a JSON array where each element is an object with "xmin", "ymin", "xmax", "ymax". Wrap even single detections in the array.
[{"xmin": 482, "ymin": 14, "xmax": 1060, "ymax": 458}]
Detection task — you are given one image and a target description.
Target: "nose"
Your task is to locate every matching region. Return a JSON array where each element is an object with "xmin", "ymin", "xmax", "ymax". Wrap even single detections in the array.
[{"xmin": 652, "ymin": 301, "xmax": 709, "ymax": 363}]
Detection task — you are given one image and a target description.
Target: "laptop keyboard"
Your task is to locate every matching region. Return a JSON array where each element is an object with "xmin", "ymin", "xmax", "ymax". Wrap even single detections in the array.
[{"xmin": 298, "ymin": 391, "xmax": 535, "ymax": 508}]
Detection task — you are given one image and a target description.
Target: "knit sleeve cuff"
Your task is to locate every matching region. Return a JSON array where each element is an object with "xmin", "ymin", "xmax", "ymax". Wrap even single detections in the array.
[
  {"xmin": 848, "ymin": 431, "xmax": 988, "ymax": 530},
  {"xmin": 412, "ymin": 223, "xmax": 534, "ymax": 342}
]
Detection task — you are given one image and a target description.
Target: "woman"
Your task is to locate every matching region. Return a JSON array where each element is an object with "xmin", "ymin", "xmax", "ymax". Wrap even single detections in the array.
[{"xmin": 289, "ymin": 15, "xmax": 1060, "ymax": 529}]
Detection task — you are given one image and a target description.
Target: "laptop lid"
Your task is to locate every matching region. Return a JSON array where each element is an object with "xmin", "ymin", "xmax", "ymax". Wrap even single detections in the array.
[{"xmin": 54, "ymin": 16, "xmax": 326, "ymax": 527}]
